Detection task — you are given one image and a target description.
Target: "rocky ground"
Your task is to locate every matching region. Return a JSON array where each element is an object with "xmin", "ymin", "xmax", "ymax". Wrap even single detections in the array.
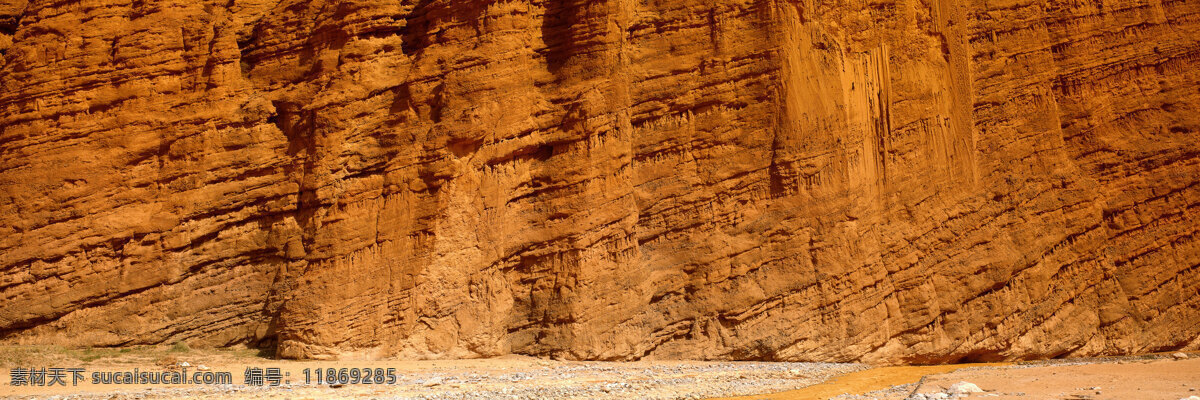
[
  {"xmin": 2, "ymin": 348, "xmax": 1197, "ymax": 399},
  {"xmin": 0, "ymin": 347, "xmax": 866, "ymax": 399}
]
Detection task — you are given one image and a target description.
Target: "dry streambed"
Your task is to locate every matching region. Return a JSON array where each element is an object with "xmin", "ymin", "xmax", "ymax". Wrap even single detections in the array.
[
  {"xmin": 2, "ymin": 347, "xmax": 1197, "ymax": 400},
  {"xmin": 0, "ymin": 349, "xmax": 866, "ymax": 400}
]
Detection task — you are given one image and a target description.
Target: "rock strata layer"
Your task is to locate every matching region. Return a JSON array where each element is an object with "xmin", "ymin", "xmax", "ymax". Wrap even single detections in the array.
[{"xmin": 1, "ymin": 0, "xmax": 1198, "ymax": 363}]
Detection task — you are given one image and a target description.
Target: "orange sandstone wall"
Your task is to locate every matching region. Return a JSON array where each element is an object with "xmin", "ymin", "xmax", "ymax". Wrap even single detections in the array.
[{"xmin": 0, "ymin": 0, "xmax": 1197, "ymax": 363}]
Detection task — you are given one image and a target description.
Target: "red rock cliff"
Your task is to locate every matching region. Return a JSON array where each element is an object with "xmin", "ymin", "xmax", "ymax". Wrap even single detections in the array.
[{"xmin": 1, "ymin": 0, "xmax": 1198, "ymax": 363}]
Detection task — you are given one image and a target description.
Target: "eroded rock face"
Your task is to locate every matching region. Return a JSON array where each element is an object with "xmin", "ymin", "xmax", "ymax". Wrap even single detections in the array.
[{"xmin": 1, "ymin": 0, "xmax": 1197, "ymax": 363}]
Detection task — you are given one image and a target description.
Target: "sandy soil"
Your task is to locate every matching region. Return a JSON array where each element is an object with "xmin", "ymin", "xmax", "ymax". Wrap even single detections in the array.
[
  {"xmin": 737, "ymin": 353, "xmax": 1200, "ymax": 400},
  {"xmin": 910, "ymin": 356, "xmax": 1200, "ymax": 400},
  {"xmin": 713, "ymin": 363, "xmax": 1010, "ymax": 400},
  {"xmin": 1, "ymin": 347, "xmax": 1196, "ymax": 399}
]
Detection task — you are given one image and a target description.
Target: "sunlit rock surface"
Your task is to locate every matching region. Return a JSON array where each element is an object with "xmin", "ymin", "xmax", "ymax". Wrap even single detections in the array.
[{"xmin": 1, "ymin": 0, "xmax": 1197, "ymax": 363}]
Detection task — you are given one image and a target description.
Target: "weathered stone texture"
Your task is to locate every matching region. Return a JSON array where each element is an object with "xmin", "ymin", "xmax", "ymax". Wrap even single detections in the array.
[{"xmin": 1, "ymin": 0, "xmax": 1197, "ymax": 363}]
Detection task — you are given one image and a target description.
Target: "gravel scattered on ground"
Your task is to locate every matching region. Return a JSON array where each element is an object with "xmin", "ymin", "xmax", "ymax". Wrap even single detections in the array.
[{"xmin": 3, "ymin": 360, "xmax": 867, "ymax": 400}]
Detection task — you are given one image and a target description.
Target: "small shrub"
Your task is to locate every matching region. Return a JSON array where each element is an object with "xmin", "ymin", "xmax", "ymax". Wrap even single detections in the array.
[{"xmin": 169, "ymin": 341, "xmax": 190, "ymax": 353}]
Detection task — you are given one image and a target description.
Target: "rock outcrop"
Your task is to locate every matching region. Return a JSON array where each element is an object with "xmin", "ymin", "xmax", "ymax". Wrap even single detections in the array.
[{"xmin": 1, "ymin": 0, "xmax": 1197, "ymax": 363}]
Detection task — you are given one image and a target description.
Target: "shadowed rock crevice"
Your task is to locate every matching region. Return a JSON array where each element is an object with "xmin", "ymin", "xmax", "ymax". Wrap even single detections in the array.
[
  {"xmin": 0, "ymin": 15, "xmax": 17, "ymax": 36},
  {"xmin": 540, "ymin": 0, "xmax": 581, "ymax": 74},
  {"xmin": 0, "ymin": 2, "xmax": 24, "ymax": 59},
  {"xmin": 399, "ymin": 0, "xmax": 434, "ymax": 57}
]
